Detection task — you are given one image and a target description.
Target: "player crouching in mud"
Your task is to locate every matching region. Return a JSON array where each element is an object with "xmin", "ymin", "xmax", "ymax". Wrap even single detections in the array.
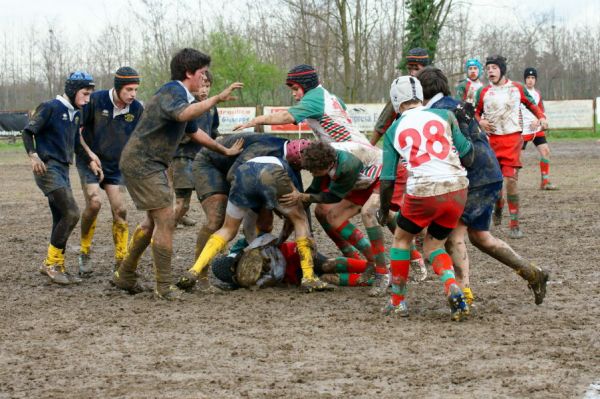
[{"xmin": 176, "ymin": 155, "xmax": 334, "ymax": 293}]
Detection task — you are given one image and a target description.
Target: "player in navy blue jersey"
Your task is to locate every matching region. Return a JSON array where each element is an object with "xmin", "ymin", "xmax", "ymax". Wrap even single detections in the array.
[
  {"xmin": 76, "ymin": 67, "xmax": 143, "ymax": 276},
  {"xmin": 22, "ymin": 71, "xmax": 102, "ymax": 285}
]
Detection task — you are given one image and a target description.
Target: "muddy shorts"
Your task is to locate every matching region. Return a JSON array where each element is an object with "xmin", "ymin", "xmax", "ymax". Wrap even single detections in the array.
[
  {"xmin": 345, "ymin": 180, "xmax": 380, "ymax": 206},
  {"xmin": 193, "ymin": 152, "xmax": 229, "ymax": 202},
  {"xmin": 172, "ymin": 156, "xmax": 195, "ymax": 191},
  {"xmin": 228, "ymin": 162, "xmax": 293, "ymax": 213},
  {"xmin": 34, "ymin": 159, "xmax": 71, "ymax": 196},
  {"xmin": 522, "ymin": 131, "xmax": 547, "ymax": 149},
  {"xmin": 461, "ymin": 181, "xmax": 502, "ymax": 231},
  {"xmin": 123, "ymin": 169, "xmax": 172, "ymax": 211},
  {"xmin": 488, "ymin": 132, "xmax": 522, "ymax": 178},
  {"xmin": 390, "ymin": 163, "xmax": 408, "ymax": 212},
  {"xmin": 77, "ymin": 159, "xmax": 123, "ymax": 187},
  {"xmin": 399, "ymin": 188, "xmax": 468, "ymax": 239}
]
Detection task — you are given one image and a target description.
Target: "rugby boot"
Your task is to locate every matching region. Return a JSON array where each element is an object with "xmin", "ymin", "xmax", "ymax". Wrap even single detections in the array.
[
  {"xmin": 301, "ymin": 276, "xmax": 335, "ymax": 293},
  {"xmin": 381, "ymin": 299, "xmax": 409, "ymax": 318},
  {"xmin": 493, "ymin": 205, "xmax": 503, "ymax": 226},
  {"xmin": 409, "ymin": 258, "xmax": 428, "ymax": 282},
  {"xmin": 527, "ymin": 267, "xmax": 549, "ymax": 305},
  {"xmin": 357, "ymin": 262, "xmax": 375, "ymax": 285},
  {"xmin": 179, "ymin": 215, "xmax": 197, "ymax": 227},
  {"xmin": 40, "ymin": 263, "xmax": 70, "ymax": 285},
  {"xmin": 368, "ymin": 272, "xmax": 390, "ymax": 297},
  {"xmin": 113, "ymin": 259, "xmax": 123, "ymax": 273},
  {"xmin": 508, "ymin": 227, "xmax": 524, "ymax": 239},
  {"xmin": 176, "ymin": 270, "xmax": 200, "ymax": 291},
  {"xmin": 64, "ymin": 268, "xmax": 82, "ymax": 284},
  {"xmin": 319, "ymin": 273, "xmax": 340, "ymax": 285},
  {"xmin": 447, "ymin": 284, "xmax": 470, "ymax": 322},
  {"xmin": 540, "ymin": 182, "xmax": 559, "ymax": 191},
  {"xmin": 78, "ymin": 253, "xmax": 93, "ymax": 277},
  {"xmin": 111, "ymin": 270, "xmax": 145, "ymax": 294},
  {"xmin": 155, "ymin": 285, "xmax": 184, "ymax": 301},
  {"xmin": 462, "ymin": 287, "xmax": 475, "ymax": 306}
]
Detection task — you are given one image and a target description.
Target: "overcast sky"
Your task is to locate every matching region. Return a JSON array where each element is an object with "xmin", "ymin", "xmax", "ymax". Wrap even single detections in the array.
[{"xmin": 0, "ymin": 0, "xmax": 598, "ymax": 38}]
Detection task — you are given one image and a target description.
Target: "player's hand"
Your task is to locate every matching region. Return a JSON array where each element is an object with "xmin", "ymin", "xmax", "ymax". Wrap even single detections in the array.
[
  {"xmin": 218, "ymin": 82, "xmax": 244, "ymax": 103},
  {"xmin": 89, "ymin": 160, "xmax": 104, "ymax": 183},
  {"xmin": 279, "ymin": 189, "xmax": 305, "ymax": 208},
  {"xmin": 89, "ymin": 152, "xmax": 102, "ymax": 168},
  {"xmin": 376, "ymin": 208, "xmax": 388, "ymax": 226},
  {"xmin": 29, "ymin": 153, "xmax": 47, "ymax": 176},
  {"xmin": 539, "ymin": 118, "xmax": 548, "ymax": 130},
  {"xmin": 224, "ymin": 138, "xmax": 244, "ymax": 156},
  {"xmin": 233, "ymin": 120, "xmax": 255, "ymax": 132},
  {"xmin": 478, "ymin": 119, "xmax": 495, "ymax": 134}
]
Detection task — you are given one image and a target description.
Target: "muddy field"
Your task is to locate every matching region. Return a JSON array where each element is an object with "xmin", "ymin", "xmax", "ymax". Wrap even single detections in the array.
[{"xmin": 0, "ymin": 140, "xmax": 599, "ymax": 398}]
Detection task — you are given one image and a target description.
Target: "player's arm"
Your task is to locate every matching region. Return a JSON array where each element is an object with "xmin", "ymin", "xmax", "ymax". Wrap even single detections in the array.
[
  {"xmin": 371, "ymin": 100, "xmax": 396, "ymax": 145},
  {"xmin": 232, "ymin": 111, "xmax": 295, "ymax": 132},
  {"xmin": 176, "ymin": 82, "xmax": 243, "ymax": 122},
  {"xmin": 449, "ymin": 113, "xmax": 474, "ymax": 168},
  {"xmin": 22, "ymin": 103, "xmax": 52, "ymax": 175},
  {"xmin": 455, "ymin": 81, "xmax": 466, "ymax": 101},
  {"xmin": 519, "ymin": 83, "xmax": 547, "ymax": 127},
  {"xmin": 189, "ymin": 128, "xmax": 243, "ymax": 156}
]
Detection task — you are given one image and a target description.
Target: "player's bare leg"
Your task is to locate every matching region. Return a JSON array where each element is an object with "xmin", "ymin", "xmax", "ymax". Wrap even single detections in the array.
[
  {"xmin": 78, "ymin": 183, "xmax": 101, "ymax": 276},
  {"xmin": 105, "ymin": 184, "xmax": 128, "ymax": 272}
]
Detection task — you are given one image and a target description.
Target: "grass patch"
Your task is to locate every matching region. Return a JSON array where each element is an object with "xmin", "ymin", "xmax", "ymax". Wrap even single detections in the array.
[
  {"xmin": 0, "ymin": 139, "xmax": 24, "ymax": 151},
  {"xmin": 547, "ymin": 129, "xmax": 599, "ymax": 140}
]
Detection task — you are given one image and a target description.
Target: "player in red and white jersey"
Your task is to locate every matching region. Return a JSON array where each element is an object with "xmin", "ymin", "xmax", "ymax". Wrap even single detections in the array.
[
  {"xmin": 520, "ymin": 67, "xmax": 558, "ymax": 190},
  {"xmin": 455, "ymin": 58, "xmax": 484, "ymax": 105},
  {"xmin": 474, "ymin": 55, "xmax": 548, "ymax": 239}
]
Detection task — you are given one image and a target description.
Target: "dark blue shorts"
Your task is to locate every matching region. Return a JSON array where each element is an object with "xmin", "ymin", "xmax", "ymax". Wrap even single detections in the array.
[
  {"xmin": 461, "ymin": 181, "xmax": 502, "ymax": 231},
  {"xmin": 77, "ymin": 159, "xmax": 123, "ymax": 187},
  {"xmin": 172, "ymin": 156, "xmax": 195, "ymax": 191},
  {"xmin": 229, "ymin": 162, "xmax": 293, "ymax": 213},
  {"xmin": 34, "ymin": 159, "xmax": 71, "ymax": 196},
  {"xmin": 192, "ymin": 152, "xmax": 229, "ymax": 202}
]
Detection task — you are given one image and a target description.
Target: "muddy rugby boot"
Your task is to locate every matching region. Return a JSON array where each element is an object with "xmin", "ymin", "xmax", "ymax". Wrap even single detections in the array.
[
  {"xmin": 528, "ymin": 267, "xmax": 549, "ymax": 305},
  {"xmin": 462, "ymin": 287, "xmax": 475, "ymax": 306},
  {"xmin": 301, "ymin": 277, "xmax": 335, "ymax": 293},
  {"xmin": 357, "ymin": 262, "xmax": 375, "ymax": 285},
  {"xmin": 382, "ymin": 299, "xmax": 409, "ymax": 318},
  {"xmin": 111, "ymin": 270, "xmax": 145, "ymax": 294},
  {"xmin": 368, "ymin": 272, "xmax": 390, "ymax": 297},
  {"xmin": 409, "ymin": 258, "xmax": 428, "ymax": 282},
  {"xmin": 448, "ymin": 284, "xmax": 470, "ymax": 322},
  {"xmin": 40, "ymin": 263, "xmax": 71, "ymax": 285},
  {"xmin": 78, "ymin": 253, "xmax": 93, "ymax": 277},
  {"xmin": 155, "ymin": 285, "xmax": 184, "ymax": 301},
  {"xmin": 540, "ymin": 182, "xmax": 559, "ymax": 191},
  {"xmin": 176, "ymin": 270, "xmax": 199, "ymax": 291},
  {"xmin": 508, "ymin": 227, "xmax": 524, "ymax": 239}
]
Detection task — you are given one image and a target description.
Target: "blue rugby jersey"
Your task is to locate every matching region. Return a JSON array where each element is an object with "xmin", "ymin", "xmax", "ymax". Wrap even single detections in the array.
[
  {"xmin": 79, "ymin": 89, "xmax": 143, "ymax": 171},
  {"xmin": 174, "ymin": 104, "xmax": 218, "ymax": 159},
  {"xmin": 24, "ymin": 97, "xmax": 85, "ymax": 164},
  {"xmin": 119, "ymin": 81, "xmax": 196, "ymax": 178}
]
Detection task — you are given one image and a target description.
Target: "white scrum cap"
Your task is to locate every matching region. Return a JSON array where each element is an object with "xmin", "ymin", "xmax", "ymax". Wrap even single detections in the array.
[{"xmin": 390, "ymin": 76, "xmax": 423, "ymax": 112}]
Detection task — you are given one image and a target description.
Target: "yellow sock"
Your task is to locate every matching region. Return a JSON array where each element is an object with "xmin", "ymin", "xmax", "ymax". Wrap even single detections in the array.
[
  {"xmin": 296, "ymin": 236, "xmax": 315, "ymax": 280},
  {"xmin": 45, "ymin": 244, "xmax": 64, "ymax": 266},
  {"xmin": 80, "ymin": 217, "xmax": 97, "ymax": 255},
  {"xmin": 189, "ymin": 234, "xmax": 227, "ymax": 275},
  {"xmin": 112, "ymin": 221, "xmax": 129, "ymax": 261}
]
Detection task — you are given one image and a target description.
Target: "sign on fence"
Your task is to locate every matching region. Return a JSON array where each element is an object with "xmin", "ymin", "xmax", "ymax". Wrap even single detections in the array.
[
  {"xmin": 345, "ymin": 103, "xmax": 386, "ymax": 132},
  {"xmin": 217, "ymin": 107, "xmax": 256, "ymax": 132},
  {"xmin": 544, "ymin": 100, "xmax": 594, "ymax": 130}
]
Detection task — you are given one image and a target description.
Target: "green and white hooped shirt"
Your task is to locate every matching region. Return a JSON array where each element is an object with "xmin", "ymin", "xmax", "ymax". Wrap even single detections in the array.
[{"xmin": 288, "ymin": 85, "xmax": 382, "ymax": 180}]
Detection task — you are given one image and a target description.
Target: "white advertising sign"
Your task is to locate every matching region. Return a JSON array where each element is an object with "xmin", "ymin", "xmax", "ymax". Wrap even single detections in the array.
[
  {"xmin": 217, "ymin": 107, "xmax": 256, "ymax": 132},
  {"xmin": 544, "ymin": 100, "xmax": 594, "ymax": 130},
  {"xmin": 345, "ymin": 103, "xmax": 387, "ymax": 132}
]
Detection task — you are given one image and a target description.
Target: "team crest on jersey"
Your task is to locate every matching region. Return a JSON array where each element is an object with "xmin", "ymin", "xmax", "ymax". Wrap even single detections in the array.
[
  {"xmin": 62, "ymin": 113, "xmax": 68, "ymax": 121},
  {"xmin": 124, "ymin": 113, "xmax": 135, "ymax": 122},
  {"xmin": 74, "ymin": 116, "xmax": 79, "ymax": 124},
  {"xmin": 101, "ymin": 109, "xmax": 110, "ymax": 117}
]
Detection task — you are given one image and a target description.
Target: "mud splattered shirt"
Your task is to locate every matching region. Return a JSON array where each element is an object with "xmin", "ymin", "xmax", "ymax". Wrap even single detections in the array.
[
  {"xmin": 119, "ymin": 81, "xmax": 196, "ymax": 178},
  {"xmin": 474, "ymin": 79, "xmax": 544, "ymax": 135},
  {"xmin": 174, "ymin": 105, "xmax": 219, "ymax": 159},
  {"xmin": 24, "ymin": 96, "xmax": 84, "ymax": 164},
  {"xmin": 455, "ymin": 79, "xmax": 483, "ymax": 104},
  {"xmin": 429, "ymin": 95, "xmax": 502, "ymax": 188},
  {"xmin": 288, "ymin": 85, "xmax": 382, "ymax": 169},
  {"xmin": 520, "ymin": 87, "xmax": 544, "ymax": 135},
  {"xmin": 79, "ymin": 89, "xmax": 143, "ymax": 171},
  {"xmin": 307, "ymin": 150, "xmax": 368, "ymax": 198},
  {"xmin": 382, "ymin": 106, "xmax": 471, "ymax": 197}
]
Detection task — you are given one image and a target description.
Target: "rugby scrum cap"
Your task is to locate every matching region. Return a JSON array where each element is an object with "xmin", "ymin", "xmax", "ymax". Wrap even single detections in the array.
[
  {"xmin": 286, "ymin": 64, "xmax": 319, "ymax": 93},
  {"xmin": 286, "ymin": 139, "xmax": 312, "ymax": 169},
  {"xmin": 524, "ymin": 67, "xmax": 537, "ymax": 80},
  {"xmin": 465, "ymin": 58, "xmax": 483, "ymax": 78},
  {"xmin": 65, "ymin": 71, "xmax": 95, "ymax": 104},
  {"xmin": 390, "ymin": 76, "xmax": 424, "ymax": 112},
  {"xmin": 485, "ymin": 54, "xmax": 507, "ymax": 77},
  {"xmin": 114, "ymin": 66, "xmax": 141, "ymax": 91}
]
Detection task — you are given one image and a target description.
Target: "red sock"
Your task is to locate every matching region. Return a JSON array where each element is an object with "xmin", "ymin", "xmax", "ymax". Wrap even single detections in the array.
[{"xmin": 430, "ymin": 249, "xmax": 457, "ymax": 294}]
